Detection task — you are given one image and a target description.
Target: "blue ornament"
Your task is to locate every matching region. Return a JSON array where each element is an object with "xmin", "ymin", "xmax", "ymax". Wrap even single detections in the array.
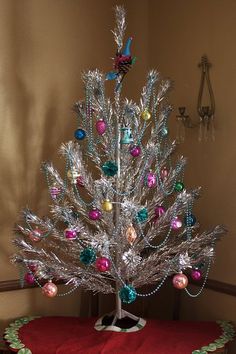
[
  {"xmin": 136, "ymin": 208, "xmax": 148, "ymax": 223},
  {"xmin": 119, "ymin": 285, "xmax": 137, "ymax": 304},
  {"xmin": 80, "ymin": 247, "xmax": 96, "ymax": 265},
  {"xmin": 106, "ymin": 72, "xmax": 118, "ymax": 80},
  {"xmin": 120, "ymin": 127, "xmax": 133, "ymax": 144},
  {"xmin": 102, "ymin": 161, "xmax": 118, "ymax": 177},
  {"xmin": 74, "ymin": 128, "xmax": 86, "ymax": 140},
  {"xmin": 161, "ymin": 127, "xmax": 169, "ymax": 137},
  {"xmin": 184, "ymin": 213, "xmax": 196, "ymax": 227}
]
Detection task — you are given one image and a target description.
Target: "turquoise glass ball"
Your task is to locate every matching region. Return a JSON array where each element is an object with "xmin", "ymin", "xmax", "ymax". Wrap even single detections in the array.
[{"xmin": 119, "ymin": 285, "xmax": 137, "ymax": 304}]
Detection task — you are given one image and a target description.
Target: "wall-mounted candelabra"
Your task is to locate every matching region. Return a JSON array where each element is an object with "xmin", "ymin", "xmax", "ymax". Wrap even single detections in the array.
[{"xmin": 176, "ymin": 55, "xmax": 215, "ymax": 143}]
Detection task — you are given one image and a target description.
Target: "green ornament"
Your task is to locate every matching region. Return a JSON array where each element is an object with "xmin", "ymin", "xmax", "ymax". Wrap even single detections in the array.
[
  {"xmin": 174, "ymin": 181, "xmax": 185, "ymax": 192},
  {"xmin": 80, "ymin": 247, "xmax": 96, "ymax": 265},
  {"xmin": 119, "ymin": 285, "xmax": 137, "ymax": 304},
  {"xmin": 101, "ymin": 161, "xmax": 118, "ymax": 177},
  {"xmin": 136, "ymin": 208, "xmax": 148, "ymax": 223}
]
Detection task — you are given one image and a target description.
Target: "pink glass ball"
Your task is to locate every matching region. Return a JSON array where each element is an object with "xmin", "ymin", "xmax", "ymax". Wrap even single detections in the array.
[
  {"xmin": 50, "ymin": 186, "xmax": 61, "ymax": 200},
  {"xmin": 88, "ymin": 208, "xmax": 101, "ymax": 221},
  {"xmin": 42, "ymin": 281, "xmax": 58, "ymax": 298},
  {"xmin": 96, "ymin": 119, "xmax": 107, "ymax": 135},
  {"xmin": 171, "ymin": 217, "xmax": 182, "ymax": 230},
  {"xmin": 172, "ymin": 273, "xmax": 188, "ymax": 289},
  {"xmin": 160, "ymin": 166, "xmax": 168, "ymax": 180},
  {"xmin": 191, "ymin": 269, "xmax": 202, "ymax": 281},
  {"xmin": 24, "ymin": 272, "xmax": 35, "ymax": 285},
  {"xmin": 155, "ymin": 206, "xmax": 165, "ymax": 218},
  {"xmin": 29, "ymin": 228, "xmax": 42, "ymax": 242},
  {"xmin": 146, "ymin": 172, "xmax": 157, "ymax": 188},
  {"xmin": 96, "ymin": 257, "xmax": 111, "ymax": 272},
  {"xmin": 76, "ymin": 176, "xmax": 84, "ymax": 187},
  {"xmin": 64, "ymin": 228, "xmax": 77, "ymax": 240},
  {"xmin": 130, "ymin": 145, "xmax": 141, "ymax": 157},
  {"xmin": 28, "ymin": 262, "xmax": 38, "ymax": 272}
]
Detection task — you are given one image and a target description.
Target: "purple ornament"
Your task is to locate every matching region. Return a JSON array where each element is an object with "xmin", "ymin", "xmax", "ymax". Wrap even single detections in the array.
[
  {"xmin": 64, "ymin": 228, "xmax": 77, "ymax": 240},
  {"xmin": 28, "ymin": 262, "xmax": 38, "ymax": 273},
  {"xmin": 129, "ymin": 145, "xmax": 141, "ymax": 157},
  {"xmin": 155, "ymin": 206, "xmax": 165, "ymax": 218},
  {"xmin": 171, "ymin": 217, "xmax": 182, "ymax": 230},
  {"xmin": 24, "ymin": 272, "xmax": 35, "ymax": 285},
  {"xmin": 191, "ymin": 269, "xmax": 202, "ymax": 281},
  {"xmin": 145, "ymin": 171, "xmax": 156, "ymax": 188},
  {"xmin": 88, "ymin": 208, "xmax": 101, "ymax": 221},
  {"xmin": 96, "ymin": 119, "xmax": 107, "ymax": 135},
  {"xmin": 96, "ymin": 257, "xmax": 111, "ymax": 272}
]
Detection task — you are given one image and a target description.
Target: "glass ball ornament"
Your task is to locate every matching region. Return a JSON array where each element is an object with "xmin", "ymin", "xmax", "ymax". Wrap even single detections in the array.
[
  {"xmin": 174, "ymin": 181, "xmax": 185, "ymax": 192},
  {"xmin": 171, "ymin": 217, "xmax": 182, "ymax": 230},
  {"xmin": 161, "ymin": 127, "xmax": 169, "ymax": 137},
  {"xmin": 95, "ymin": 257, "xmax": 111, "ymax": 272},
  {"xmin": 155, "ymin": 206, "xmax": 165, "ymax": 218},
  {"xmin": 88, "ymin": 208, "xmax": 101, "ymax": 221},
  {"xmin": 24, "ymin": 272, "xmax": 35, "ymax": 285},
  {"xmin": 119, "ymin": 285, "xmax": 137, "ymax": 304},
  {"xmin": 126, "ymin": 224, "xmax": 137, "ymax": 245},
  {"xmin": 28, "ymin": 262, "xmax": 38, "ymax": 273},
  {"xmin": 76, "ymin": 175, "xmax": 84, "ymax": 187},
  {"xmin": 145, "ymin": 171, "xmax": 157, "ymax": 188},
  {"xmin": 64, "ymin": 228, "xmax": 77, "ymax": 240},
  {"xmin": 101, "ymin": 161, "xmax": 118, "ymax": 177},
  {"xmin": 74, "ymin": 128, "xmax": 86, "ymax": 140},
  {"xmin": 141, "ymin": 109, "xmax": 151, "ymax": 121},
  {"xmin": 42, "ymin": 280, "xmax": 58, "ymax": 297},
  {"xmin": 172, "ymin": 273, "xmax": 188, "ymax": 289},
  {"xmin": 29, "ymin": 228, "xmax": 42, "ymax": 242},
  {"xmin": 67, "ymin": 168, "xmax": 80, "ymax": 184},
  {"xmin": 80, "ymin": 247, "xmax": 96, "ymax": 266},
  {"xmin": 50, "ymin": 185, "xmax": 61, "ymax": 200},
  {"xmin": 96, "ymin": 119, "xmax": 107, "ymax": 135},
  {"xmin": 101, "ymin": 199, "xmax": 113, "ymax": 212},
  {"xmin": 191, "ymin": 269, "xmax": 202, "ymax": 281},
  {"xmin": 160, "ymin": 166, "xmax": 168, "ymax": 180},
  {"xmin": 184, "ymin": 213, "xmax": 197, "ymax": 227},
  {"xmin": 136, "ymin": 208, "xmax": 148, "ymax": 223},
  {"xmin": 129, "ymin": 145, "xmax": 141, "ymax": 157}
]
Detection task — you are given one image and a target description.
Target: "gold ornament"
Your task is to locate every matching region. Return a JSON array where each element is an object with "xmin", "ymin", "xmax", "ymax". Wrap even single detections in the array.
[
  {"xmin": 67, "ymin": 168, "xmax": 80, "ymax": 184},
  {"xmin": 141, "ymin": 109, "xmax": 151, "ymax": 121},
  {"xmin": 126, "ymin": 224, "xmax": 137, "ymax": 245},
  {"xmin": 102, "ymin": 199, "xmax": 113, "ymax": 212}
]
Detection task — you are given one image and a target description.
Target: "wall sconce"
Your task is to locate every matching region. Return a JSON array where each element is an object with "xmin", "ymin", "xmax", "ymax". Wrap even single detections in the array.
[{"xmin": 176, "ymin": 55, "xmax": 215, "ymax": 143}]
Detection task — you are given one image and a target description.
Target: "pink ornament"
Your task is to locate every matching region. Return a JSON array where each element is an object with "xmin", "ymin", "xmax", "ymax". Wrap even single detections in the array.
[
  {"xmin": 145, "ymin": 171, "xmax": 156, "ymax": 188},
  {"xmin": 171, "ymin": 217, "xmax": 182, "ymax": 230},
  {"xmin": 42, "ymin": 281, "xmax": 58, "ymax": 298},
  {"xmin": 88, "ymin": 208, "xmax": 101, "ymax": 221},
  {"xmin": 96, "ymin": 257, "xmax": 111, "ymax": 272},
  {"xmin": 28, "ymin": 262, "xmax": 38, "ymax": 272},
  {"xmin": 29, "ymin": 228, "xmax": 42, "ymax": 242},
  {"xmin": 64, "ymin": 228, "xmax": 77, "ymax": 240},
  {"xmin": 50, "ymin": 186, "xmax": 61, "ymax": 200},
  {"xmin": 76, "ymin": 175, "xmax": 84, "ymax": 187},
  {"xmin": 172, "ymin": 273, "xmax": 188, "ymax": 289},
  {"xmin": 24, "ymin": 272, "xmax": 35, "ymax": 285},
  {"xmin": 130, "ymin": 145, "xmax": 141, "ymax": 157},
  {"xmin": 160, "ymin": 166, "xmax": 168, "ymax": 180},
  {"xmin": 154, "ymin": 206, "xmax": 165, "ymax": 218},
  {"xmin": 191, "ymin": 269, "xmax": 202, "ymax": 281},
  {"xmin": 96, "ymin": 119, "xmax": 107, "ymax": 135}
]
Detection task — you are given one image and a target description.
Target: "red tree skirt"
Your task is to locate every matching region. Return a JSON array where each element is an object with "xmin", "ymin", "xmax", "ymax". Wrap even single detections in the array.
[{"xmin": 4, "ymin": 316, "xmax": 235, "ymax": 354}]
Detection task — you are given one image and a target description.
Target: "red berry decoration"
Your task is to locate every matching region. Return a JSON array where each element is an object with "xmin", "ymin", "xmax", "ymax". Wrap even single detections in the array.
[{"xmin": 96, "ymin": 257, "xmax": 111, "ymax": 272}]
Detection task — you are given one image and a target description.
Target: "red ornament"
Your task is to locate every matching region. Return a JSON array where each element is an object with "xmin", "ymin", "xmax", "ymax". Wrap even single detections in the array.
[
  {"xmin": 130, "ymin": 145, "xmax": 141, "ymax": 157},
  {"xmin": 95, "ymin": 257, "xmax": 111, "ymax": 272},
  {"xmin": 191, "ymin": 269, "xmax": 202, "ymax": 281},
  {"xmin": 42, "ymin": 281, "xmax": 58, "ymax": 297},
  {"xmin": 64, "ymin": 228, "xmax": 77, "ymax": 240},
  {"xmin": 24, "ymin": 272, "xmax": 35, "ymax": 285},
  {"xmin": 29, "ymin": 228, "xmax": 43, "ymax": 242},
  {"xmin": 172, "ymin": 273, "xmax": 188, "ymax": 289},
  {"xmin": 28, "ymin": 262, "xmax": 38, "ymax": 272},
  {"xmin": 96, "ymin": 119, "xmax": 107, "ymax": 135},
  {"xmin": 76, "ymin": 175, "xmax": 84, "ymax": 187}
]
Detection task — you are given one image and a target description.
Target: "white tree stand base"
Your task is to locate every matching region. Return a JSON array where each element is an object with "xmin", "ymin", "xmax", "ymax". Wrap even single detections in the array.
[{"xmin": 94, "ymin": 309, "xmax": 146, "ymax": 332}]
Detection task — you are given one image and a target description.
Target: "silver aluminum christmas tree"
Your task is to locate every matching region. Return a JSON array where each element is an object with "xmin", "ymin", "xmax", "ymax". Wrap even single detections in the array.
[{"xmin": 12, "ymin": 6, "xmax": 226, "ymax": 332}]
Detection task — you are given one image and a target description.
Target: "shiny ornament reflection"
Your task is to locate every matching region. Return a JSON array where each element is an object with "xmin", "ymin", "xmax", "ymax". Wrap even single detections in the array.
[
  {"xmin": 102, "ymin": 199, "xmax": 113, "ymax": 212},
  {"xmin": 42, "ymin": 281, "xmax": 58, "ymax": 297},
  {"xmin": 88, "ymin": 208, "xmax": 101, "ymax": 221},
  {"xmin": 172, "ymin": 273, "xmax": 188, "ymax": 289},
  {"xmin": 129, "ymin": 145, "xmax": 141, "ymax": 157},
  {"xmin": 145, "ymin": 171, "xmax": 156, "ymax": 188},
  {"xmin": 64, "ymin": 228, "xmax": 77, "ymax": 240},
  {"xmin": 191, "ymin": 269, "xmax": 202, "ymax": 281},
  {"xmin": 141, "ymin": 109, "xmax": 151, "ymax": 121},
  {"xmin": 171, "ymin": 217, "xmax": 182, "ymax": 230},
  {"xmin": 96, "ymin": 257, "xmax": 111, "ymax": 272}
]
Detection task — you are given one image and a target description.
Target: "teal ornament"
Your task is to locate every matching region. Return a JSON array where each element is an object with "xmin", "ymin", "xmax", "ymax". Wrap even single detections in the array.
[
  {"xmin": 184, "ymin": 213, "xmax": 196, "ymax": 227},
  {"xmin": 80, "ymin": 248, "xmax": 96, "ymax": 265},
  {"xmin": 102, "ymin": 161, "xmax": 118, "ymax": 177},
  {"xmin": 136, "ymin": 208, "xmax": 148, "ymax": 223},
  {"xmin": 120, "ymin": 127, "xmax": 133, "ymax": 144},
  {"xmin": 161, "ymin": 127, "xmax": 169, "ymax": 137},
  {"xmin": 119, "ymin": 285, "xmax": 137, "ymax": 304}
]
